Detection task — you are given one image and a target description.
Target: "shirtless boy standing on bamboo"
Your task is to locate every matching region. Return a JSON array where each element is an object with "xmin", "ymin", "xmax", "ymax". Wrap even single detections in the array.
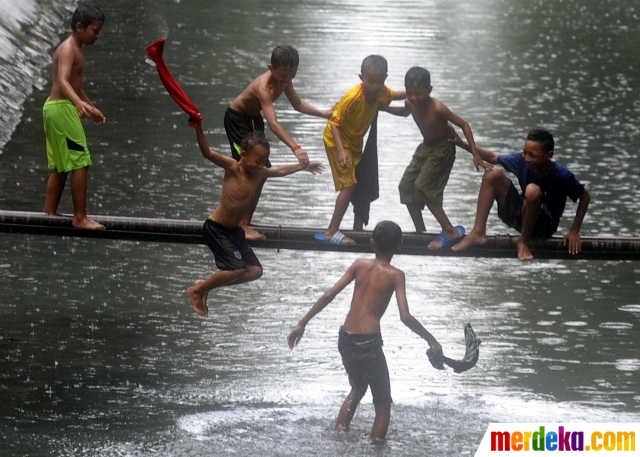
[
  {"xmin": 288, "ymin": 220, "xmax": 442, "ymax": 441},
  {"xmin": 43, "ymin": 4, "xmax": 106, "ymax": 230},
  {"xmin": 383, "ymin": 67, "xmax": 490, "ymax": 249},
  {"xmin": 225, "ymin": 45, "xmax": 333, "ymax": 240},
  {"xmin": 187, "ymin": 125, "xmax": 323, "ymax": 317}
]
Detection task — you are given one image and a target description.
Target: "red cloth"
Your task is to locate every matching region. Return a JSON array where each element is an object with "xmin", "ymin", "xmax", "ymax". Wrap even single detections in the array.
[{"xmin": 145, "ymin": 38, "xmax": 203, "ymax": 127}]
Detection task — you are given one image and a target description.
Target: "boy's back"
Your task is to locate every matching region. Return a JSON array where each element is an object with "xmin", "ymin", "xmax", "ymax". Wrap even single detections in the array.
[
  {"xmin": 343, "ymin": 258, "xmax": 402, "ymax": 334},
  {"xmin": 288, "ymin": 220, "xmax": 442, "ymax": 441}
]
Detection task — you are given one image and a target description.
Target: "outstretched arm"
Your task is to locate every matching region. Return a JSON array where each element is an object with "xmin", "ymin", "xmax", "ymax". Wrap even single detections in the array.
[
  {"xmin": 195, "ymin": 125, "xmax": 236, "ymax": 169},
  {"xmin": 441, "ymin": 106, "xmax": 490, "ymax": 171},
  {"xmin": 563, "ymin": 188, "xmax": 590, "ymax": 255},
  {"xmin": 449, "ymin": 128, "xmax": 499, "ymax": 165},
  {"xmin": 392, "ymin": 90, "xmax": 407, "ymax": 100},
  {"xmin": 285, "ymin": 85, "xmax": 333, "ymax": 119},
  {"xmin": 380, "ymin": 99, "xmax": 411, "ymax": 117},
  {"xmin": 395, "ymin": 271, "xmax": 442, "ymax": 354},
  {"xmin": 287, "ymin": 263, "xmax": 357, "ymax": 348},
  {"xmin": 263, "ymin": 161, "xmax": 324, "ymax": 178},
  {"xmin": 259, "ymin": 87, "xmax": 310, "ymax": 165}
]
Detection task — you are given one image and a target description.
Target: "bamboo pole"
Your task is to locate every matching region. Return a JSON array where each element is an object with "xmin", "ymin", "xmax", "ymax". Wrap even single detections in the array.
[{"xmin": 1, "ymin": 210, "xmax": 639, "ymax": 260}]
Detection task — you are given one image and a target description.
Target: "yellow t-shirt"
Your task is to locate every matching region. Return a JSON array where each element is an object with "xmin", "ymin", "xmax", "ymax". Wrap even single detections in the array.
[{"xmin": 323, "ymin": 83, "xmax": 395, "ymax": 153}]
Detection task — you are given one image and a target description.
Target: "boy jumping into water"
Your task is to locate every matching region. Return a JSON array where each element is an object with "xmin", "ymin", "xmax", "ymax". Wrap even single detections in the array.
[
  {"xmin": 382, "ymin": 66, "xmax": 490, "ymax": 249},
  {"xmin": 225, "ymin": 45, "xmax": 332, "ymax": 240},
  {"xmin": 316, "ymin": 55, "xmax": 406, "ymax": 245},
  {"xmin": 43, "ymin": 4, "xmax": 106, "ymax": 230},
  {"xmin": 288, "ymin": 220, "xmax": 442, "ymax": 441},
  {"xmin": 188, "ymin": 125, "xmax": 323, "ymax": 317},
  {"xmin": 450, "ymin": 129, "xmax": 590, "ymax": 260}
]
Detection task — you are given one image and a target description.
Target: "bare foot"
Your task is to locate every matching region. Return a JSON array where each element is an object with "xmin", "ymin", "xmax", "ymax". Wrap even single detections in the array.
[
  {"xmin": 241, "ymin": 224, "xmax": 267, "ymax": 241},
  {"xmin": 451, "ymin": 231, "xmax": 488, "ymax": 252},
  {"xmin": 517, "ymin": 240, "xmax": 534, "ymax": 261},
  {"xmin": 72, "ymin": 216, "xmax": 106, "ymax": 230},
  {"xmin": 187, "ymin": 281, "xmax": 209, "ymax": 317},
  {"xmin": 428, "ymin": 228, "xmax": 462, "ymax": 251},
  {"xmin": 194, "ymin": 279, "xmax": 209, "ymax": 303}
]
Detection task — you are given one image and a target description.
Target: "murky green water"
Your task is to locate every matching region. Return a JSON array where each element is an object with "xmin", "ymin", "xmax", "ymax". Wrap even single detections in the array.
[{"xmin": 1, "ymin": 0, "xmax": 639, "ymax": 455}]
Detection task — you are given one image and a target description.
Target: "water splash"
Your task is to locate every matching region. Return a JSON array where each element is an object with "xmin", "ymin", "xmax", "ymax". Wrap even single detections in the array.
[{"xmin": 116, "ymin": 11, "xmax": 170, "ymax": 39}]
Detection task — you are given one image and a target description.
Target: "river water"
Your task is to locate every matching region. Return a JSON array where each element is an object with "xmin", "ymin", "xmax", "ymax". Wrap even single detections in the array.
[{"xmin": 1, "ymin": 0, "xmax": 639, "ymax": 456}]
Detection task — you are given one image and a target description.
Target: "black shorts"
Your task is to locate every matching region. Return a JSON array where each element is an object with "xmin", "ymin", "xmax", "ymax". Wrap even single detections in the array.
[
  {"xmin": 223, "ymin": 107, "xmax": 271, "ymax": 167},
  {"xmin": 497, "ymin": 181, "xmax": 557, "ymax": 238},
  {"xmin": 338, "ymin": 327, "xmax": 392, "ymax": 406},
  {"xmin": 202, "ymin": 218, "xmax": 262, "ymax": 271}
]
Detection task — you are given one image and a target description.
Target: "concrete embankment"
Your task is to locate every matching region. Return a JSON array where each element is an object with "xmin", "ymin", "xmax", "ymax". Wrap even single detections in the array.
[{"xmin": 0, "ymin": 0, "xmax": 72, "ymax": 151}]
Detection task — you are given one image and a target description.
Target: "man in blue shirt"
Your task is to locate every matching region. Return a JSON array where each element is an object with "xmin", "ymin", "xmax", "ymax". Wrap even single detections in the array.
[{"xmin": 450, "ymin": 129, "xmax": 590, "ymax": 260}]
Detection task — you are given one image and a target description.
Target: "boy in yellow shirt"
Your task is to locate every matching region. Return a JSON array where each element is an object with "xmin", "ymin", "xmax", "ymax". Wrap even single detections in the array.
[{"xmin": 315, "ymin": 55, "xmax": 406, "ymax": 245}]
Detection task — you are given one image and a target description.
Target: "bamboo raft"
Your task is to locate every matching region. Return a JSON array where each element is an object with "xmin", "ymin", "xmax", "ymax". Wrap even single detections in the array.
[{"xmin": 1, "ymin": 210, "xmax": 639, "ymax": 260}]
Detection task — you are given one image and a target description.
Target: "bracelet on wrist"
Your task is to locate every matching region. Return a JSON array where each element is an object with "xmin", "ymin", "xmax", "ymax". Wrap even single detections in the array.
[{"xmin": 291, "ymin": 144, "xmax": 302, "ymax": 152}]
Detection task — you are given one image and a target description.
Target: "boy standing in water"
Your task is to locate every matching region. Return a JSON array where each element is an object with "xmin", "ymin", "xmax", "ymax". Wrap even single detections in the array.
[
  {"xmin": 225, "ymin": 45, "xmax": 332, "ymax": 240},
  {"xmin": 383, "ymin": 66, "xmax": 490, "ymax": 249},
  {"xmin": 43, "ymin": 4, "xmax": 106, "ymax": 230},
  {"xmin": 187, "ymin": 125, "xmax": 323, "ymax": 317},
  {"xmin": 288, "ymin": 220, "xmax": 442, "ymax": 441},
  {"xmin": 315, "ymin": 55, "xmax": 406, "ymax": 245}
]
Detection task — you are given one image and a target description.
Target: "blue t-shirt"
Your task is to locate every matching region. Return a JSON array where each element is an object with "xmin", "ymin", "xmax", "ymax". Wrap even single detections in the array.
[{"xmin": 497, "ymin": 152, "xmax": 585, "ymax": 227}]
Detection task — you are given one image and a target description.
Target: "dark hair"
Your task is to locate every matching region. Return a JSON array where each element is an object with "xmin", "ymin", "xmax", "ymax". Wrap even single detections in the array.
[
  {"xmin": 71, "ymin": 4, "xmax": 105, "ymax": 30},
  {"xmin": 271, "ymin": 45, "xmax": 299, "ymax": 69},
  {"xmin": 405, "ymin": 66, "xmax": 431, "ymax": 88},
  {"xmin": 361, "ymin": 55, "xmax": 388, "ymax": 75},
  {"xmin": 526, "ymin": 129, "xmax": 554, "ymax": 153},
  {"xmin": 240, "ymin": 131, "xmax": 270, "ymax": 154},
  {"xmin": 373, "ymin": 221, "xmax": 402, "ymax": 252}
]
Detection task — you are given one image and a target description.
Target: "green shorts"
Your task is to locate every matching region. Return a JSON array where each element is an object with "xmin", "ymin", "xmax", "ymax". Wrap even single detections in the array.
[
  {"xmin": 43, "ymin": 99, "xmax": 92, "ymax": 172},
  {"xmin": 398, "ymin": 140, "xmax": 455, "ymax": 207}
]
